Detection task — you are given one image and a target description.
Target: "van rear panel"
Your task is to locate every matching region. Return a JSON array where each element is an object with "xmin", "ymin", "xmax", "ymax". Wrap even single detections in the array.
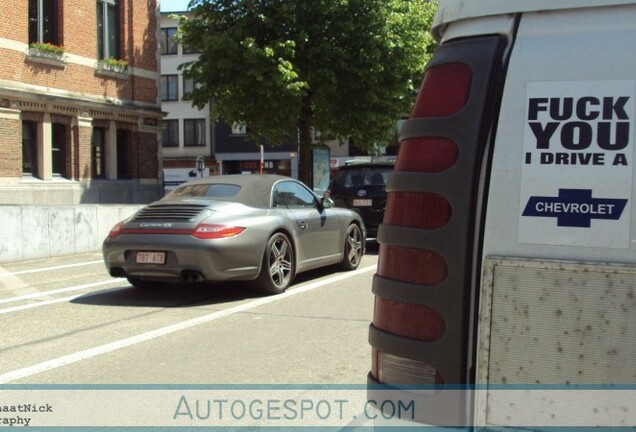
[
  {"xmin": 484, "ymin": 5, "xmax": 636, "ymax": 261},
  {"xmin": 370, "ymin": 1, "xmax": 636, "ymax": 428},
  {"xmin": 477, "ymin": 4, "xmax": 636, "ymax": 426}
]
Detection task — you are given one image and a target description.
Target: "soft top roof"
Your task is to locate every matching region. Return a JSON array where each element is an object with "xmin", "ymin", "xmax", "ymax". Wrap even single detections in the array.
[
  {"xmin": 165, "ymin": 174, "xmax": 296, "ymax": 209},
  {"xmin": 432, "ymin": 0, "xmax": 636, "ymax": 39}
]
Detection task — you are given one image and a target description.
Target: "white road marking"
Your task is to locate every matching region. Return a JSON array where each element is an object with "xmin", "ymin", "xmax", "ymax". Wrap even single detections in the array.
[
  {"xmin": 0, "ymin": 279, "xmax": 124, "ymax": 305},
  {"xmin": 0, "ymin": 266, "xmax": 29, "ymax": 294},
  {"xmin": 0, "ymin": 265, "xmax": 376, "ymax": 383},
  {"xmin": 0, "ymin": 279, "xmax": 126, "ymax": 315},
  {"xmin": 0, "ymin": 260, "xmax": 104, "ymax": 278},
  {"xmin": 0, "ymin": 294, "xmax": 85, "ymax": 315}
]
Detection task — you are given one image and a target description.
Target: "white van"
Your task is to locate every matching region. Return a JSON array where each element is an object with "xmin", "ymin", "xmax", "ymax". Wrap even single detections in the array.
[{"xmin": 369, "ymin": 0, "xmax": 636, "ymax": 428}]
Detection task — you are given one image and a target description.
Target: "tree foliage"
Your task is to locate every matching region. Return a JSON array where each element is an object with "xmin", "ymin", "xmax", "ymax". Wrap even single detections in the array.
[{"xmin": 177, "ymin": 0, "xmax": 438, "ymax": 185}]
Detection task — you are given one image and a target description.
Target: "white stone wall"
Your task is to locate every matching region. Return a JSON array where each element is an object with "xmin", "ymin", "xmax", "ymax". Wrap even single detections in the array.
[{"xmin": 0, "ymin": 205, "xmax": 143, "ymax": 263}]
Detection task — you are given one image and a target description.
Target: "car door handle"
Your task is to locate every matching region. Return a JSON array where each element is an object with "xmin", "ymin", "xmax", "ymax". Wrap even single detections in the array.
[{"xmin": 298, "ymin": 221, "xmax": 308, "ymax": 230}]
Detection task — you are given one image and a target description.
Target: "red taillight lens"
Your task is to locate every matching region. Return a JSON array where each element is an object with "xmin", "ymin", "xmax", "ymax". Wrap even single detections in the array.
[
  {"xmin": 192, "ymin": 224, "xmax": 245, "ymax": 239},
  {"xmin": 384, "ymin": 192, "xmax": 451, "ymax": 229},
  {"xmin": 107, "ymin": 222, "xmax": 124, "ymax": 238},
  {"xmin": 377, "ymin": 245, "xmax": 447, "ymax": 286},
  {"xmin": 411, "ymin": 63, "xmax": 472, "ymax": 118},
  {"xmin": 107, "ymin": 223, "xmax": 245, "ymax": 238},
  {"xmin": 396, "ymin": 137, "xmax": 458, "ymax": 172},
  {"xmin": 374, "ymin": 297, "xmax": 445, "ymax": 341}
]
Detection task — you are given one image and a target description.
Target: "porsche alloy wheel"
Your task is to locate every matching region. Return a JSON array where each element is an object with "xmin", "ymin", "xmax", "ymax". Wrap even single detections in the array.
[
  {"xmin": 340, "ymin": 223, "xmax": 363, "ymax": 270},
  {"xmin": 256, "ymin": 232, "xmax": 295, "ymax": 294}
]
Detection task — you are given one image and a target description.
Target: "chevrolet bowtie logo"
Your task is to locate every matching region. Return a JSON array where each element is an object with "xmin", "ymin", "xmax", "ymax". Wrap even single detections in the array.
[{"xmin": 522, "ymin": 189, "xmax": 628, "ymax": 228}]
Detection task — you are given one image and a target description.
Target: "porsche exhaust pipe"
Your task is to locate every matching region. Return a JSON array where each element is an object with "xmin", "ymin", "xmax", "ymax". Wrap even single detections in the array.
[
  {"xmin": 109, "ymin": 267, "xmax": 126, "ymax": 278},
  {"xmin": 181, "ymin": 270, "xmax": 204, "ymax": 283}
]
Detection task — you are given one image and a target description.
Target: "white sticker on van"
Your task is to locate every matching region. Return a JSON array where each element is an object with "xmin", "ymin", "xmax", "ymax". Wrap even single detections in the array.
[{"xmin": 519, "ymin": 80, "xmax": 635, "ymax": 248}]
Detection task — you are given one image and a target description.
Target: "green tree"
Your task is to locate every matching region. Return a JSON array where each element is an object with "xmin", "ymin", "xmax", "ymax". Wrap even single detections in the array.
[{"xmin": 177, "ymin": 0, "xmax": 438, "ymax": 186}]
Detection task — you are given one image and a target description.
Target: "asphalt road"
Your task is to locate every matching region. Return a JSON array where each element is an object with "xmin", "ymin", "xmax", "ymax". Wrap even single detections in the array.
[{"xmin": 0, "ymin": 246, "xmax": 379, "ymax": 386}]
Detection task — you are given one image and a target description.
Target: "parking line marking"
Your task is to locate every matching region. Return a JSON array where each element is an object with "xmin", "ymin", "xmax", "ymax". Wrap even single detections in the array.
[
  {"xmin": 0, "ymin": 279, "xmax": 124, "ymax": 306},
  {"xmin": 0, "ymin": 260, "xmax": 104, "ymax": 278},
  {"xmin": 0, "ymin": 294, "xmax": 85, "ymax": 315},
  {"xmin": 0, "ymin": 265, "xmax": 376, "ymax": 384}
]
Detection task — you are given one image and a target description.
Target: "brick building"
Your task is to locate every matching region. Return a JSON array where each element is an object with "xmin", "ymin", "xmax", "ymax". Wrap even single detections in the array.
[{"xmin": 0, "ymin": 0, "xmax": 164, "ymax": 204}]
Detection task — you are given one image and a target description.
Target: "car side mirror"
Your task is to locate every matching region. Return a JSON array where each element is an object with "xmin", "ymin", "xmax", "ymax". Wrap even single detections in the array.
[{"xmin": 320, "ymin": 196, "xmax": 335, "ymax": 208}]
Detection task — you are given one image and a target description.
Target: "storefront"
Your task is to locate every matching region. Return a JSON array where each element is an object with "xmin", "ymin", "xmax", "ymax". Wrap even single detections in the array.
[{"xmin": 214, "ymin": 122, "xmax": 298, "ymax": 178}]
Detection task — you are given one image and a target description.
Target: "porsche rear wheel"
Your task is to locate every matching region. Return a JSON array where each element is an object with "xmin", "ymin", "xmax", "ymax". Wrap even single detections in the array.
[
  {"xmin": 256, "ymin": 232, "xmax": 295, "ymax": 294},
  {"xmin": 340, "ymin": 223, "xmax": 363, "ymax": 270}
]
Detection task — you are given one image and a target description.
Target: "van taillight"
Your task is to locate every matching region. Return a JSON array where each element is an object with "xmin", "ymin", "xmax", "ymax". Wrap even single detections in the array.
[
  {"xmin": 377, "ymin": 245, "xmax": 447, "ymax": 285},
  {"xmin": 411, "ymin": 63, "xmax": 472, "ymax": 118},
  {"xmin": 374, "ymin": 297, "xmax": 445, "ymax": 341},
  {"xmin": 384, "ymin": 192, "xmax": 451, "ymax": 229},
  {"xmin": 369, "ymin": 34, "xmax": 504, "ymax": 425},
  {"xmin": 396, "ymin": 137, "xmax": 458, "ymax": 172},
  {"xmin": 371, "ymin": 65, "xmax": 467, "ymax": 386},
  {"xmin": 372, "ymin": 348, "xmax": 444, "ymax": 385}
]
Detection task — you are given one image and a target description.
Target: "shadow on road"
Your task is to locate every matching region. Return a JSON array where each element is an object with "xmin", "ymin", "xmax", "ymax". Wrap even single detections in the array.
[
  {"xmin": 70, "ymin": 258, "xmax": 371, "ymax": 309},
  {"xmin": 365, "ymin": 239, "xmax": 379, "ymax": 256},
  {"xmin": 70, "ymin": 281, "xmax": 258, "ymax": 308}
]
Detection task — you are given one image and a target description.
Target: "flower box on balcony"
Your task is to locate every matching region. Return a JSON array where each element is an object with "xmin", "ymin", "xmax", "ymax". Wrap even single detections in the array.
[
  {"xmin": 95, "ymin": 57, "xmax": 129, "ymax": 79},
  {"xmin": 26, "ymin": 42, "xmax": 66, "ymax": 68}
]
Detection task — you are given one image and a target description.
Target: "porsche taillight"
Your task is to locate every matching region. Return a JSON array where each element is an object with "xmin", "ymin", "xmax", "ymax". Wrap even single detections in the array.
[
  {"xmin": 108, "ymin": 223, "xmax": 246, "ymax": 239},
  {"xmin": 107, "ymin": 222, "xmax": 124, "ymax": 238},
  {"xmin": 191, "ymin": 224, "xmax": 245, "ymax": 239}
]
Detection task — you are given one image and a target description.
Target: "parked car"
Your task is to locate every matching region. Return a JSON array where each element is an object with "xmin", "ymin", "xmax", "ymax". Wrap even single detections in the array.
[
  {"xmin": 329, "ymin": 161, "xmax": 394, "ymax": 238},
  {"xmin": 103, "ymin": 174, "xmax": 365, "ymax": 294}
]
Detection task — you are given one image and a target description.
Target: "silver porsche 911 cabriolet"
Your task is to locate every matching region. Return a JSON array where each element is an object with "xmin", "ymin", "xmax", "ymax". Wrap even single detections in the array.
[{"xmin": 103, "ymin": 174, "xmax": 366, "ymax": 294}]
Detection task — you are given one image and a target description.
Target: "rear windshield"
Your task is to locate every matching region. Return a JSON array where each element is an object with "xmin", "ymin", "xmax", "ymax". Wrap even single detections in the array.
[
  {"xmin": 333, "ymin": 167, "xmax": 393, "ymax": 188},
  {"xmin": 168, "ymin": 183, "xmax": 241, "ymax": 199}
]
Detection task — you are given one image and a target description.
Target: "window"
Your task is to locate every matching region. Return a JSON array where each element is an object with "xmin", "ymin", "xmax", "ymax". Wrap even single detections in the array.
[
  {"xmin": 169, "ymin": 184, "xmax": 241, "ymax": 199},
  {"xmin": 22, "ymin": 121, "xmax": 39, "ymax": 177},
  {"xmin": 336, "ymin": 167, "xmax": 394, "ymax": 188},
  {"xmin": 97, "ymin": 0, "xmax": 120, "ymax": 60},
  {"xmin": 184, "ymin": 119, "xmax": 206, "ymax": 147},
  {"xmin": 183, "ymin": 76, "xmax": 198, "ymax": 99},
  {"xmin": 28, "ymin": 0, "xmax": 60, "ymax": 46},
  {"xmin": 231, "ymin": 123, "xmax": 247, "ymax": 135},
  {"xmin": 92, "ymin": 127, "xmax": 106, "ymax": 178},
  {"xmin": 161, "ymin": 75, "xmax": 179, "ymax": 101},
  {"xmin": 273, "ymin": 181, "xmax": 317, "ymax": 209},
  {"xmin": 116, "ymin": 130, "xmax": 130, "ymax": 179},
  {"xmin": 162, "ymin": 120, "xmax": 179, "ymax": 147},
  {"xmin": 182, "ymin": 41, "xmax": 200, "ymax": 55},
  {"xmin": 51, "ymin": 123, "xmax": 67, "ymax": 178},
  {"xmin": 160, "ymin": 27, "xmax": 178, "ymax": 55}
]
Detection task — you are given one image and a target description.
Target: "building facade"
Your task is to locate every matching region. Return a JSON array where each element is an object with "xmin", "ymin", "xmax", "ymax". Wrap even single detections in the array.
[
  {"xmin": 0, "ymin": 0, "xmax": 164, "ymax": 205},
  {"xmin": 159, "ymin": 12, "xmax": 216, "ymax": 192},
  {"xmin": 160, "ymin": 11, "xmax": 300, "ymax": 190}
]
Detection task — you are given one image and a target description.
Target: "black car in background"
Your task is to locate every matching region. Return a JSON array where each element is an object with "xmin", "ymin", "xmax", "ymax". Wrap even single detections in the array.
[{"xmin": 329, "ymin": 161, "xmax": 394, "ymax": 238}]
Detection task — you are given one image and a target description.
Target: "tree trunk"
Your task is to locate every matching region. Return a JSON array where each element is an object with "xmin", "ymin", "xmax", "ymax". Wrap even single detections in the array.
[{"xmin": 297, "ymin": 97, "xmax": 313, "ymax": 187}]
